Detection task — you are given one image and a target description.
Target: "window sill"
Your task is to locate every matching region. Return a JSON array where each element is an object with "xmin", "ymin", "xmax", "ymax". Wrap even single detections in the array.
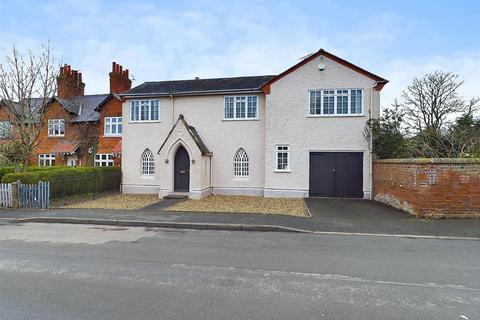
[
  {"xmin": 129, "ymin": 121, "xmax": 161, "ymax": 124},
  {"xmin": 48, "ymin": 135, "xmax": 65, "ymax": 138},
  {"xmin": 274, "ymin": 170, "xmax": 291, "ymax": 173},
  {"xmin": 306, "ymin": 114, "xmax": 365, "ymax": 118},
  {"xmin": 103, "ymin": 135, "xmax": 122, "ymax": 138},
  {"xmin": 141, "ymin": 175, "xmax": 155, "ymax": 179},
  {"xmin": 233, "ymin": 176, "xmax": 250, "ymax": 181},
  {"xmin": 222, "ymin": 118, "xmax": 259, "ymax": 122}
]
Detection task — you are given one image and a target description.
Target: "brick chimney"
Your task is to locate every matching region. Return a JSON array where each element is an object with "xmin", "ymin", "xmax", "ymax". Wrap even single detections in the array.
[
  {"xmin": 57, "ymin": 64, "xmax": 85, "ymax": 99},
  {"xmin": 109, "ymin": 62, "xmax": 132, "ymax": 94}
]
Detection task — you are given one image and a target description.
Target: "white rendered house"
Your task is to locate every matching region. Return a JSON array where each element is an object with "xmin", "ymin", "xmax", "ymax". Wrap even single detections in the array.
[{"xmin": 120, "ymin": 49, "xmax": 388, "ymax": 199}]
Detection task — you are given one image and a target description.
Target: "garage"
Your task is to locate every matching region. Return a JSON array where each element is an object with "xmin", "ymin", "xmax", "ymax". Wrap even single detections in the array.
[{"xmin": 309, "ymin": 152, "xmax": 363, "ymax": 198}]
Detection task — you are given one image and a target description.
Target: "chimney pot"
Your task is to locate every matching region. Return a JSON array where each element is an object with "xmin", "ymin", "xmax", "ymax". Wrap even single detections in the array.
[
  {"xmin": 195, "ymin": 77, "xmax": 200, "ymax": 80},
  {"xmin": 112, "ymin": 62, "xmax": 116, "ymax": 72}
]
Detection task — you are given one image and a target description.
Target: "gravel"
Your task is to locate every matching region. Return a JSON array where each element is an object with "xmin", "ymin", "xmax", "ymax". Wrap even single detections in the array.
[
  {"xmin": 166, "ymin": 195, "xmax": 310, "ymax": 217},
  {"xmin": 55, "ymin": 194, "xmax": 161, "ymax": 210}
]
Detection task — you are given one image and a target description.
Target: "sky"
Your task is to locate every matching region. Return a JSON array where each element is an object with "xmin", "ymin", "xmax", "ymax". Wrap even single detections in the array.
[{"xmin": 0, "ymin": 0, "xmax": 479, "ymax": 108}]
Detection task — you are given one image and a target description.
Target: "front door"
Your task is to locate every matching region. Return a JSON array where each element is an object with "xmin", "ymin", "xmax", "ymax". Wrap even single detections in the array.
[{"xmin": 174, "ymin": 146, "xmax": 190, "ymax": 192}]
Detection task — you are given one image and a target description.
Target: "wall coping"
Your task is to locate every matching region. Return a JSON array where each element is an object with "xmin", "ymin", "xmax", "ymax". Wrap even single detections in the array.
[{"xmin": 374, "ymin": 158, "xmax": 480, "ymax": 164}]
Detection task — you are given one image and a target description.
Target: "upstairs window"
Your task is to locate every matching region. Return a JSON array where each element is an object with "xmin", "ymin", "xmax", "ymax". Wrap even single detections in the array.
[
  {"xmin": 130, "ymin": 100, "xmax": 160, "ymax": 122},
  {"xmin": 0, "ymin": 121, "xmax": 12, "ymax": 139},
  {"xmin": 48, "ymin": 119, "xmax": 65, "ymax": 137},
  {"xmin": 141, "ymin": 149, "xmax": 155, "ymax": 176},
  {"xmin": 105, "ymin": 117, "xmax": 122, "ymax": 136},
  {"xmin": 234, "ymin": 148, "xmax": 249, "ymax": 177},
  {"xmin": 309, "ymin": 89, "xmax": 363, "ymax": 116},
  {"xmin": 224, "ymin": 96, "xmax": 257, "ymax": 119}
]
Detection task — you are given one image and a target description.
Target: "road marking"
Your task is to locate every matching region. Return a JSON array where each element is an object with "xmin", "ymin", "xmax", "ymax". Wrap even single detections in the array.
[
  {"xmin": 171, "ymin": 263, "xmax": 480, "ymax": 293},
  {"xmin": 311, "ymin": 231, "xmax": 480, "ymax": 241}
]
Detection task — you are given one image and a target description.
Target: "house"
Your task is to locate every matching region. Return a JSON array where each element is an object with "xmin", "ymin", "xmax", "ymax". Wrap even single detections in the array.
[
  {"xmin": 120, "ymin": 49, "xmax": 388, "ymax": 199},
  {"xmin": 0, "ymin": 62, "xmax": 131, "ymax": 167}
]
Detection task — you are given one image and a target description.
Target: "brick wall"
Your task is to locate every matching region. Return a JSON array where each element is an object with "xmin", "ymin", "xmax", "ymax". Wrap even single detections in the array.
[{"xmin": 373, "ymin": 159, "xmax": 480, "ymax": 218}]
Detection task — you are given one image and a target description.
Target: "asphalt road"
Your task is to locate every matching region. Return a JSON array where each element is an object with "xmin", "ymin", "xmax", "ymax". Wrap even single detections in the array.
[{"xmin": 0, "ymin": 222, "xmax": 479, "ymax": 320}]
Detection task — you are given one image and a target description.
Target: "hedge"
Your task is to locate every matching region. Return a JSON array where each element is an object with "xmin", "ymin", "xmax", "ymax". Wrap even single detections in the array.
[
  {"xmin": 2, "ymin": 167, "xmax": 121, "ymax": 199},
  {"xmin": 0, "ymin": 165, "xmax": 61, "ymax": 181}
]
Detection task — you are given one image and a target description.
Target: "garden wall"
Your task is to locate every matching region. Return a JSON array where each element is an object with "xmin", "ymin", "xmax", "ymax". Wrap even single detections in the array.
[{"xmin": 373, "ymin": 159, "xmax": 480, "ymax": 218}]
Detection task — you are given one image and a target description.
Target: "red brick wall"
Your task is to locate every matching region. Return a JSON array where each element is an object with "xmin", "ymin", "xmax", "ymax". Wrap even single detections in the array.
[
  {"xmin": 373, "ymin": 159, "xmax": 480, "ymax": 218},
  {"xmin": 35, "ymin": 101, "xmax": 98, "ymax": 166},
  {"xmin": 97, "ymin": 97, "xmax": 122, "ymax": 166}
]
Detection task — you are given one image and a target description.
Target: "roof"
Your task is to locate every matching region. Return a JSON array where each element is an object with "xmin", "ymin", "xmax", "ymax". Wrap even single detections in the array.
[
  {"xmin": 1, "ymin": 94, "xmax": 115, "ymax": 123},
  {"xmin": 112, "ymin": 140, "xmax": 122, "ymax": 154},
  {"xmin": 122, "ymin": 75, "xmax": 276, "ymax": 97},
  {"xmin": 262, "ymin": 49, "xmax": 389, "ymax": 93},
  {"xmin": 158, "ymin": 114, "xmax": 211, "ymax": 156},
  {"xmin": 50, "ymin": 140, "xmax": 80, "ymax": 154}
]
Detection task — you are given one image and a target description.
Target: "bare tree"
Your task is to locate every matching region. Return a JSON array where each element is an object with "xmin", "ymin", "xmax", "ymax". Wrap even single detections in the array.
[
  {"xmin": 402, "ymin": 71, "xmax": 477, "ymax": 133},
  {"xmin": 0, "ymin": 43, "xmax": 60, "ymax": 171}
]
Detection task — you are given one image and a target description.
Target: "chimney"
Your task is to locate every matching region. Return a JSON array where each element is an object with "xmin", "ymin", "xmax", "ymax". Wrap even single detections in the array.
[
  {"xmin": 109, "ymin": 62, "xmax": 132, "ymax": 94},
  {"xmin": 57, "ymin": 64, "xmax": 85, "ymax": 99}
]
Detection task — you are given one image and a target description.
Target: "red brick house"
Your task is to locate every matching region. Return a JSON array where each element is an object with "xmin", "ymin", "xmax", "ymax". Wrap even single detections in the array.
[{"xmin": 0, "ymin": 62, "xmax": 131, "ymax": 167}]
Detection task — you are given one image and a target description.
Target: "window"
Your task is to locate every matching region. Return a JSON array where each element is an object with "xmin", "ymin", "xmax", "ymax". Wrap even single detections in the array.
[
  {"xmin": 141, "ymin": 149, "xmax": 155, "ymax": 175},
  {"xmin": 94, "ymin": 154, "xmax": 114, "ymax": 167},
  {"xmin": 224, "ymin": 96, "xmax": 257, "ymax": 119},
  {"xmin": 130, "ymin": 100, "xmax": 159, "ymax": 122},
  {"xmin": 234, "ymin": 148, "xmax": 249, "ymax": 177},
  {"xmin": 0, "ymin": 121, "xmax": 12, "ymax": 138},
  {"xmin": 309, "ymin": 89, "xmax": 363, "ymax": 115},
  {"xmin": 48, "ymin": 119, "xmax": 65, "ymax": 136},
  {"xmin": 276, "ymin": 145, "xmax": 289, "ymax": 171},
  {"xmin": 38, "ymin": 154, "xmax": 56, "ymax": 166},
  {"xmin": 104, "ymin": 117, "xmax": 122, "ymax": 136}
]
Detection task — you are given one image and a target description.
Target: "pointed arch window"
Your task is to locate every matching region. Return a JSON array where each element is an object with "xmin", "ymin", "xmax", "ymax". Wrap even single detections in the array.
[
  {"xmin": 234, "ymin": 148, "xmax": 249, "ymax": 177},
  {"xmin": 141, "ymin": 149, "xmax": 155, "ymax": 176}
]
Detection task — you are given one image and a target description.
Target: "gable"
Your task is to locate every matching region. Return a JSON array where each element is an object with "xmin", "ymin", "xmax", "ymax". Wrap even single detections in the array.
[{"xmin": 262, "ymin": 49, "xmax": 388, "ymax": 93}]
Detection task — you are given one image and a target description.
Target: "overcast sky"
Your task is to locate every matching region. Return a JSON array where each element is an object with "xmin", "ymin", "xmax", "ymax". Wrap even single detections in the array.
[{"xmin": 1, "ymin": 0, "xmax": 479, "ymax": 107}]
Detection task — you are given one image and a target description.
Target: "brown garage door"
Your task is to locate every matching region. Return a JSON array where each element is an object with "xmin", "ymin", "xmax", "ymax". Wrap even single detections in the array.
[{"xmin": 309, "ymin": 152, "xmax": 363, "ymax": 198}]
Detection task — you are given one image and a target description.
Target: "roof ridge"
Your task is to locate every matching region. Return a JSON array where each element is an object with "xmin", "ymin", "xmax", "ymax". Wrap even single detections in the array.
[{"xmin": 144, "ymin": 75, "xmax": 277, "ymax": 84}]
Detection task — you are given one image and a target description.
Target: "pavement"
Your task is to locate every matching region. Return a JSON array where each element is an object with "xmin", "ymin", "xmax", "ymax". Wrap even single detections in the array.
[
  {"xmin": 0, "ymin": 223, "xmax": 479, "ymax": 319},
  {"xmin": 1, "ymin": 198, "xmax": 480, "ymax": 239}
]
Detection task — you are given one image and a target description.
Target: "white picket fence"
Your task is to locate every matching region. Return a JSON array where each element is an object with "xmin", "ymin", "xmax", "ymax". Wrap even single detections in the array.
[{"xmin": 0, "ymin": 183, "xmax": 13, "ymax": 207}]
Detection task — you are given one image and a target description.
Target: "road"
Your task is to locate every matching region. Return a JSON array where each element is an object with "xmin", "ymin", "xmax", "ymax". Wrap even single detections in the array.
[{"xmin": 0, "ymin": 222, "xmax": 479, "ymax": 320}]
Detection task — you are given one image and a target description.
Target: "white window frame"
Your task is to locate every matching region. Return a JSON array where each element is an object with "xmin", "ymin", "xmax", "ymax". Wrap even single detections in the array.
[
  {"xmin": 48, "ymin": 119, "xmax": 65, "ymax": 137},
  {"xmin": 308, "ymin": 89, "xmax": 364, "ymax": 116},
  {"xmin": 141, "ymin": 149, "xmax": 155, "ymax": 176},
  {"xmin": 224, "ymin": 95, "xmax": 258, "ymax": 120},
  {"xmin": 38, "ymin": 153, "xmax": 56, "ymax": 166},
  {"xmin": 130, "ymin": 100, "xmax": 160, "ymax": 122},
  {"xmin": 0, "ymin": 121, "xmax": 12, "ymax": 139},
  {"xmin": 94, "ymin": 153, "xmax": 114, "ymax": 167},
  {"xmin": 275, "ymin": 145, "xmax": 290, "ymax": 172},
  {"xmin": 104, "ymin": 117, "xmax": 122, "ymax": 136},
  {"xmin": 233, "ymin": 148, "xmax": 249, "ymax": 177}
]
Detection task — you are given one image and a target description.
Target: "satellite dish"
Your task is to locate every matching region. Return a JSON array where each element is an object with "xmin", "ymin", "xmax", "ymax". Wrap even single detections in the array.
[{"xmin": 318, "ymin": 63, "xmax": 326, "ymax": 71}]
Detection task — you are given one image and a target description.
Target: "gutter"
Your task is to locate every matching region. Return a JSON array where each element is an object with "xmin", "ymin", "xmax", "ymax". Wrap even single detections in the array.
[{"xmin": 120, "ymin": 88, "xmax": 264, "ymax": 98}]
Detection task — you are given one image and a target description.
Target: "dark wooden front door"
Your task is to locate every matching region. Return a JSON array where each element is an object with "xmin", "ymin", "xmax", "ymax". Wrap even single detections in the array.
[
  {"xmin": 309, "ymin": 152, "xmax": 363, "ymax": 198},
  {"xmin": 174, "ymin": 146, "xmax": 190, "ymax": 192}
]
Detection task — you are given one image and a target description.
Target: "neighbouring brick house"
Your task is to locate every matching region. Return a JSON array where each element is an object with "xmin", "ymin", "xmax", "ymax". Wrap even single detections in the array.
[{"xmin": 0, "ymin": 62, "xmax": 131, "ymax": 167}]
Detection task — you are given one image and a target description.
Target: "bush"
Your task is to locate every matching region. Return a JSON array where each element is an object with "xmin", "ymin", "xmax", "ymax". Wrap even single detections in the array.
[{"xmin": 2, "ymin": 166, "xmax": 121, "ymax": 199}]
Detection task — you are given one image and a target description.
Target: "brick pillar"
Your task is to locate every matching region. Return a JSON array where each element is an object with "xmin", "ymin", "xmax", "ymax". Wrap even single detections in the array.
[{"xmin": 11, "ymin": 181, "xmax": 19, "ymax": 208}]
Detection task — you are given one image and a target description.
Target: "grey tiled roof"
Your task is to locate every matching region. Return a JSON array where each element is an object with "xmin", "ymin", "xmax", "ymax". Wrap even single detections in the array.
[
  {"xmin": 123, "ymin": 75, "xmax": 276, "ymax": 96},
  {"xmin": 67, "ymin": 94, "xmax": 111, "ymax": 122},
  {"xmin": 1, "ymin": 94, "xmax": 113, "ymax": 123}
]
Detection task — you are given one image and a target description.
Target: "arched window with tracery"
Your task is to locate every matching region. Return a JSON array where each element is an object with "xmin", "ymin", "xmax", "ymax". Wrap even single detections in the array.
[
  {"xmin": 234, "ymin": 148, "xmax": 249, "ymax": 177},
  {"xmin": 141, "ymin": 149, "xmax": 155, "ymax": 175}
]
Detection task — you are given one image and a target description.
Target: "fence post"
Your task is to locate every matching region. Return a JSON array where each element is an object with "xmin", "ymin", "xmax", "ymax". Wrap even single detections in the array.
[{"xmin": 11, "ymin": 181, "xmax": 19, "ymax": 208}]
